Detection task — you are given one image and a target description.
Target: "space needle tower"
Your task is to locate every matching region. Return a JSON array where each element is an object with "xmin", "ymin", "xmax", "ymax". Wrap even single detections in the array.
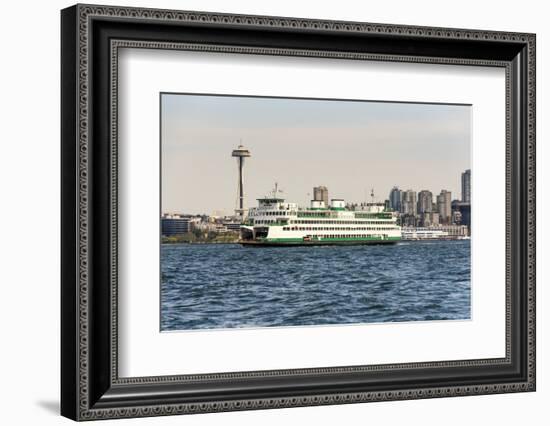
[{"xmin": 231, "ymin": 143, "xmax": 251, "ymax": 220}]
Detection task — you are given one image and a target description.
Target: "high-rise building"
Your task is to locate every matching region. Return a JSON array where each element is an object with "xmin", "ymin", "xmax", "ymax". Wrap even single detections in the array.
[
  {"xmin": 462, "ymin": 169, "xmax": 471, "ymax": 203},
  {"xmin": 417, "ymin": 190, "xmax": 433, "ymax": 214},
  {"xmin": 313, "ymin": 186, "xmax": 329, "ymax": 207},
  {"xmin": 401, "ymin": 190, "xmax": 417, "ymax": 216},
  {"xmin": 388, "ymin": 186, "xmax": 402, "ymax": 212},
  {"xmin": 437, "ymin": 190, "xmax": 452, "ymax": 224}
]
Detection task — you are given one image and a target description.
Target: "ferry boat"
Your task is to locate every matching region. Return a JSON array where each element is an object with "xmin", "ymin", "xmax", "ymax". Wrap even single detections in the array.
[{"xmin": 239, "ymin": 192, "xmax": 401, "ymax": 247}]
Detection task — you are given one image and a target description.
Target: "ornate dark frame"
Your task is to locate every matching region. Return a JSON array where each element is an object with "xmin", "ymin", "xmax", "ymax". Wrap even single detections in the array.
[{"xmin": 61, "ymin": 3, "xmax": 536, "ymax": 421}]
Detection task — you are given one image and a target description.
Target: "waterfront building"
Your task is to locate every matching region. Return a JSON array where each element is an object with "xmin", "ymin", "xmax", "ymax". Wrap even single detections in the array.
[
  {"xmin": 388, "ymin": 186, "xmax": 402, "ymax": 212},
  {"xmin": 402, "ymin": 224, "xmax": 469, "ymax": 240},
  {"xmin": 451, "ymin": 200, "xmax": 471, "ymax": 231},
  {"xmin": 439, "ymin": 224, "xmax": 469, "ymax": 237},
  {"xmin": 452, "ymin": 210, "xmax": 462, "ymax": 226},
  {"xmin": 214, "ymin": 223, "xmax": 230, "ymax": 233},
  {"xmin": 223, "ymin": 221, "xmax": 242, "ymax": 232},
  {"xmin": 402, "ymin": 228, "xmax": 449, "ymax": 240},
  {"xmin": 459, "ymin": 204, "xmax": 471, "ymax": 230},
  {"xmin": 195, "ymin": 221, "xmax": 220, "ymax": 233},
  {"xmin": 417, "ymin": 190, "xmax": 433, "ymax": 214},
  {"xmin": 462, "ymin": 169, "xmax": 471, "ymax": 203},
  {"xmin": 161, "ymin": 214, "xmax": 192, "ymax": 236},
  {"xmin": 437, "ymin": 190, "xmax": 452, "ymax": 224},
  {"xmin": 313, "ymin": 186, "xmax": 329, "ymax": 207}
]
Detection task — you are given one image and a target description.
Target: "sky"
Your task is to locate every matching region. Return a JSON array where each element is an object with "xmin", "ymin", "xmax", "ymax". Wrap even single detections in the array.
[{"xmin": 161, "ymin": 93, "xmax": 471, "ymax": 216}]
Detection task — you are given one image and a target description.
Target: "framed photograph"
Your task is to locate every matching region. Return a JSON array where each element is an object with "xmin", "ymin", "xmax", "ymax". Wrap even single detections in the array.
[{"xmin": 61, "ymin": 4, "xmax": 536, "ymax": 421}]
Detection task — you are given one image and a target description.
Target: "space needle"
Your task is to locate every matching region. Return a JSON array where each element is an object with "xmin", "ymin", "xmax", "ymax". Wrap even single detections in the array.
[{"xmin": 231, "ymin": 143, "xmax": 251, "ymax": 220}]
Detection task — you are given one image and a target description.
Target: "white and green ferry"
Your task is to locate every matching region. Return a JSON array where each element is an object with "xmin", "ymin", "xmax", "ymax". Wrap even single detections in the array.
[{"xmin": 240, "ymin": 195, "xmax": 401, "ymax": 247}]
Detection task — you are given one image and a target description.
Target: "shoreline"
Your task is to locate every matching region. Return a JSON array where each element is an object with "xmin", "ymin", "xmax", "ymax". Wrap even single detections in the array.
[
  {"xmin": 161, "ymin": 238, "xmax": 470, "ymax": 246},
  {"xmin": 161, "ymin": 240, "xmax": 239, "ymax": 245}
]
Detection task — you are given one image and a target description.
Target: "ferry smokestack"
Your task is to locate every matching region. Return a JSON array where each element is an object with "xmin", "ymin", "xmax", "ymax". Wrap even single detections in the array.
[{"xmin": 231, "ymin": 144, "xmax": 251, "ymax": 220}]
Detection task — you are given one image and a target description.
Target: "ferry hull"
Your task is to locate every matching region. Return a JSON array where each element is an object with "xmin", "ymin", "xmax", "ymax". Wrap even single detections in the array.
[{"xmin": 240, "ymin": 239, "xmax": 400, "ymax": 247}]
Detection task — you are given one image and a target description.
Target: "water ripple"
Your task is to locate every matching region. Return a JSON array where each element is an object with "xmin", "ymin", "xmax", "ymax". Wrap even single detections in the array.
[{"xmin": 161, "ymin": 240, "xmax": 471, "ymax": 331}]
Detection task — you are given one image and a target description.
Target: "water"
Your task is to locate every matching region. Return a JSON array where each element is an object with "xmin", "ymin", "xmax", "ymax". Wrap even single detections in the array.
[{"xmin": 161, "ymin": 240, "xmax": 471, "ymax": 331}]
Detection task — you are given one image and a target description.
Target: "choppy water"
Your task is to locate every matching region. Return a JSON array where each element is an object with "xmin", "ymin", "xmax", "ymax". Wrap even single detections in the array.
[{"xmin": 161, "ymin": 240, "xmax": 471, "ymax": 331}]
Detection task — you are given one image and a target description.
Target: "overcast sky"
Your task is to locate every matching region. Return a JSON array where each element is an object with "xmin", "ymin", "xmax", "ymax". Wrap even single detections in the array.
[{"xmin": 161, "ymin": 93, "xmax": 471, "ymax": 216}]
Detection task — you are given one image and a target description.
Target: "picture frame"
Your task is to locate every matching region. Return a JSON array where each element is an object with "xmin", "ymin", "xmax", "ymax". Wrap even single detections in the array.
[{"xmin": 61, "ymin": 3, "xmax": 536, "ymax": 421}]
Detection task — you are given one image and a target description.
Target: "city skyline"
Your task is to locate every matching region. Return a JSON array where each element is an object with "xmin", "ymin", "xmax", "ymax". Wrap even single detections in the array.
[
  {"xmin": 162, "ymin": 180, "xmax": 466, "ymax": 216},
  {"xmin": 162, "ymin": 93, "xmax": 471, "ymax": 216}
]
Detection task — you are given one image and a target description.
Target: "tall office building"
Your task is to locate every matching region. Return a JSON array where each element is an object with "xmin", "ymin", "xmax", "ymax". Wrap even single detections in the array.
[
  {"xmin": 389, "ymin": 186, "xmax": 402, "ymax": 212},
  {"xmin": 417, "ymin": 190, "xmax": 433, "ymax": 214},
  {"xmin": 437, "ymin": 190, "xmax": 452, "ymax": 224},
  {"xmin": 401, "ymin": 190, "xmax": 417, "ymax": 216},
  {"xmin": 462, "ymin": 169, "xmax": 471, "ymax": 203},
  {"xmin": 313, "ymin": 186, "xmax": 329, "ymax": 207}
]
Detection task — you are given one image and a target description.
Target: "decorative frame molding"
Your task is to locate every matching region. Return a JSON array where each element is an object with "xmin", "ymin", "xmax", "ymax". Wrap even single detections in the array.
[{"xmin": 61, "ymin": 4, "xmax": 535, "ymax": 421}]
